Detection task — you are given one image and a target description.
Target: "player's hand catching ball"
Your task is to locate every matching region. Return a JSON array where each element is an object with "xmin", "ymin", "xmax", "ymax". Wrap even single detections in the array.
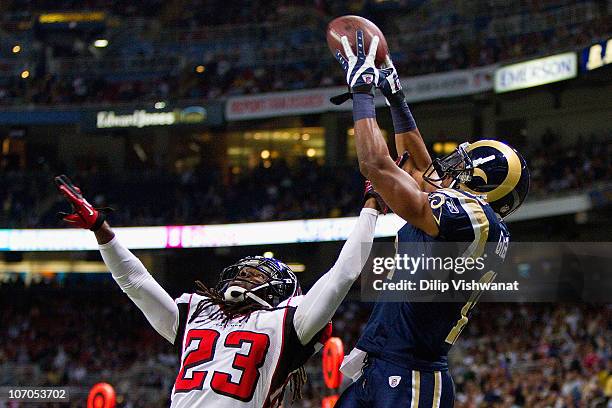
[
  {"xmin": 335, "ymin": 30, "xmax": 393, "ymax": 94},
  {"xmin": 378, "ymin": 56, "xmax": 406, "ymax": 107},
  {"xmin": 54, "ymin": 175, "xmax": 112, "ymax": 231}
]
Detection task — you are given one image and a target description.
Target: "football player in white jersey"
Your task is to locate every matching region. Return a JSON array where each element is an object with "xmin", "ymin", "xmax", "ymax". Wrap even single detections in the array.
[{"xmin": 54, "ymin": 174, "xmax": 384, "ymax": 407}]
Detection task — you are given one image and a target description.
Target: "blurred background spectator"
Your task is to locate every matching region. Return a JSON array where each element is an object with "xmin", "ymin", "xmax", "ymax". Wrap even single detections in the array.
[
  {"xmin": 0, "ymin": 131, "xmax": 609, "ymax": 228},
  {"xmin": 1, "ymin": 279, "xmax": 610, "ymax": 407},
  {"xmin": 0, "ymin": 2, "xmax": 610, "ymax": 407},
  {"xmin": 0, "ymin": 0, "xmax": 610, "ymax": 106}
]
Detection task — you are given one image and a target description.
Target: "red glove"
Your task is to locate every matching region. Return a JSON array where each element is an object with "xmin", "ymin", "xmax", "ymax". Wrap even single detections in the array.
[
  {"xmin": 364, "ymin": 179, "xmax": 387, "ymax": 213},
  {"xmin": 55, "ymin": 175, "xmax": 111, "ymax": 231},
  {"xmin": 363, "ymin": 151, "xmax": 410, "ymax": 214}
]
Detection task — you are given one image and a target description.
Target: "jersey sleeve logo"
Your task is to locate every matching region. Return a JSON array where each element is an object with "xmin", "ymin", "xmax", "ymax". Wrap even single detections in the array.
[
  {"xmin": 445, "ymin": 199, "xmax": 459, "ymax": 214},
  {"xmin": 428, "ymin": 193, "xmax": 446, "ymax": 225},
  {"xmin": 428, "ymin": 193, "xmax": 446, "ymax": 209}
]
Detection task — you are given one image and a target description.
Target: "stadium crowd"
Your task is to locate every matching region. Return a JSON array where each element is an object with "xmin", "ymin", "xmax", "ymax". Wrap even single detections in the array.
[
  {"xmin": 0, "ymin": 279, "xmax": 610, "ymax": 407},
  {"xmin": 0, "ymin": 0, "xmax": 610, "ymax": 106},
  {"xmin": 0, "ymin": 134, "xmax": 610, "ymax": 229},
  {"xmin": 1, "ymin": 1, "xmax": 610, "ymax": 407}
]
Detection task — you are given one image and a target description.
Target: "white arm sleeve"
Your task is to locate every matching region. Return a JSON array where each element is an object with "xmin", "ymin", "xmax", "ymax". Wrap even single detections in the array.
[
  {"xmin": 99, "ymin": 237, "xmax": 179, "ymax": 344},
  {"xmin": 293, "ymin": 208, "xmax": 378, "ymax": 345}
]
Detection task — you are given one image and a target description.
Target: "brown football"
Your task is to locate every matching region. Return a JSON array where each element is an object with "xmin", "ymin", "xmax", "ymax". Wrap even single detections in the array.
[{"xmin": 326, "ymin": 15, "xmax": 389, "ymax": 68}]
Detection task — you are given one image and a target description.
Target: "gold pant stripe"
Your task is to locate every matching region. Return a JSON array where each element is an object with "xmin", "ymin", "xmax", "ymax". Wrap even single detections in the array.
[
  {"xmin": 410, "ymin": 370, "xmax": 420, "ymax": 408},
  {"xmin": 432, "ymin": 371, "xmax": 442, "ymax": 408}
]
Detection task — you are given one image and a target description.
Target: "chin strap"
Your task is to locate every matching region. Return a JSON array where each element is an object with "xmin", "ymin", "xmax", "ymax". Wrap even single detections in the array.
[{"xmin": 223, "ymin": 284, "xmax": 273, "ymax": 308}]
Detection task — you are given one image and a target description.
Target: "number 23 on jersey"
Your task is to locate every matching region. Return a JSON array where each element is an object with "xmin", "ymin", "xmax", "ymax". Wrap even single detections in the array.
[{"xmin": 175, "ymin": 328, "xmax": 270, "ymax": 402}]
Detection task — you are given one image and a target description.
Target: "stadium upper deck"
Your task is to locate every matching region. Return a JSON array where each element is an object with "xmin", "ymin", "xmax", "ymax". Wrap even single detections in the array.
[{"xmin": 0, "ymin": 0, "xmax": 609, "ymax": 107}]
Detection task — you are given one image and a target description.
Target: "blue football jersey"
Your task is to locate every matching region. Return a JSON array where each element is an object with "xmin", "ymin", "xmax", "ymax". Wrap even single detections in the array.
[{"xmin": 356, "ymin": 188, "xmax": 510, "ymax": 370}]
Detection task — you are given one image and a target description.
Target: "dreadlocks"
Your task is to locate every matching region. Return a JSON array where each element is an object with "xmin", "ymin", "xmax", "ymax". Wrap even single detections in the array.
[{"xmin": 190, "ymin": 280, "xmax": 308, "ymax": 404}]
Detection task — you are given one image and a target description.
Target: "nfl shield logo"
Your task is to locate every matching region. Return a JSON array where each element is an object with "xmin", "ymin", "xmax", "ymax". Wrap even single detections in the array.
[
  {"xmin": 362, "ymin": 74, "xmax": 374, "ymax": 84},
  {"xmin": 388, "ymin": 375, "xmax": 401, "ymax": 388}
]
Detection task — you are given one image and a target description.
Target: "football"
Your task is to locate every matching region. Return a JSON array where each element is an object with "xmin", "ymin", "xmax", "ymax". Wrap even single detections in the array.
[{"xmin": 326, "ymin": 15, "xmax": 389, "ymax": 67}]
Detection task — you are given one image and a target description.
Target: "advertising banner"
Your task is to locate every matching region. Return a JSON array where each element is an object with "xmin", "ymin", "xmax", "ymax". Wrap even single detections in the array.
[
  {"xmin": 225, "ymin": 88, "xmax": 342, "ymax": 121},
  {"xmin": 494, "ymin": 52, "xmax": 577, "ymax": 93},
  {"xmin": 0, "ymin": 110, "xmax": 82, "ymax": 125},
  {"xmin": 581, "ymin": 37, "xmax": 612, "ymax": 71},
  {"xmin": 401, "ymin": 65, "xmax": 496, "ymax": 103},
  {"xmin": 89, "ymin": 103, "xmax": 224, "ymax": 130},
  {"xmin": 0, "ymin": 192, "xmax": 595, "ymax": 251},
  {"xmin": 0, "ymin": 103, "xmax": 224, "ymax": 128},
  {"xmin": 225, "ymin": 66, "xmax": 496, "ymax": 121}
]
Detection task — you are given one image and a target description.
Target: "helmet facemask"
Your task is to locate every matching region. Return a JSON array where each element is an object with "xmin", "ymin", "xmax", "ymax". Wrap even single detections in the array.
[
  {"xmin": 424, "ymin": 142, "xmax": 474, "ymax": 189},
  {"xmin": 216, "ymin": 257, "xmax": 298, "ymax": 308}
]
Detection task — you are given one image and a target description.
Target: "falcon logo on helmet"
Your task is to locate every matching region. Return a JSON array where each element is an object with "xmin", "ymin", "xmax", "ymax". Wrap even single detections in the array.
[
  {"xmin": 423, "ymin": 139, "xmax": 530, "ymax": 218},
  {"xmin": 215, "ymin": 256, "xmax": 300, "ymax": 308}
]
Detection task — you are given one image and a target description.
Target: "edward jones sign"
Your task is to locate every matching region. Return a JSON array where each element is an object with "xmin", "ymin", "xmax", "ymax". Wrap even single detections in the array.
[
  {"xmin": 494, "ymin": 52, "xmax": 577, "ymax": 93},
  {"xmin": 95, "ymin": 106, "xmax": 207, "ymax": 129}
]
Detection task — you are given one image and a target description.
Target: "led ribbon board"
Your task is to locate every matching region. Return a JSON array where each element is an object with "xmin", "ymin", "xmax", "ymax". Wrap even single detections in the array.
[
  {"xmin": 0, "ymin": 216, "xmax": 404, "ymax": 252},
  {"xmin": 0, "ymin": 194, "xmax": 594, "ymax": 251}
]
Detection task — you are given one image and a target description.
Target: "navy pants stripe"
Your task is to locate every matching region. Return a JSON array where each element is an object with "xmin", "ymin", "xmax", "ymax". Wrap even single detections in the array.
[{"xmin": 336, "ymin": 358, "xmax": 454, "ymax": 408}]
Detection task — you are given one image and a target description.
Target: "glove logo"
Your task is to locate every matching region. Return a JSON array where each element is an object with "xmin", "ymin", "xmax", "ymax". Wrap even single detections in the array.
[
  {"xmin": 393, "ymin": 75, "xmax": 401, "ymax": 90},
  {"xmin": 361, "ymin": 74, "xmax": 374, "ymax": 84},
  {"xmin": 55, "ymin": 175, "xmax": 111, "ymax": 231},
  {"xmin": 83, "ymin": 200, "xmax": 95, "ymax": 216}
]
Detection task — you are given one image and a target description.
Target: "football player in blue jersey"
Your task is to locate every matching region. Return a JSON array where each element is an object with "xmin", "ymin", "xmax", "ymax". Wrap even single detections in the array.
[{"xmin": 332, "ymin": 31, "xmax": 530, "ymax": 407}]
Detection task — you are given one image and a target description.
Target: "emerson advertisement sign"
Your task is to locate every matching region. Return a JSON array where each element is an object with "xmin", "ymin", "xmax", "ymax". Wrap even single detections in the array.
[{"xmin": 495, "ymin": 52, "xmax": 577, "ymax": 93}]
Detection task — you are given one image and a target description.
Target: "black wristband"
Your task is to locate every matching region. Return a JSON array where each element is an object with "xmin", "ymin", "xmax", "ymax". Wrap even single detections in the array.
[
  {"xmin": 90, "ymin": 212, "xmax": 106, "ymax": 231},
  {"xmin": 390, "ymin": 100, "xmax": 417, "ymax": 133},
  {"xmin": 353, "ymin": 93, "xmax": 376, "ymax": 122}
]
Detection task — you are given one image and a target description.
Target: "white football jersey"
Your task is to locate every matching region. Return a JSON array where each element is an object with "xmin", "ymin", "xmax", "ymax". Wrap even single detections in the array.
[{"xmin": 170, "ymin": 293, "xmax": 328, "ymax": 408}]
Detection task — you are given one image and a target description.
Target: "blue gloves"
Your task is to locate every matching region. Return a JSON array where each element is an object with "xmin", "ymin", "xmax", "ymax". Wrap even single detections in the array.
[
  {"xmin": 331, "ymin": 30, "xmax": 408, "ymax": 107},
  {"xmin": 377, "ymin": 60, "xmax": 406, "ymax": 107},
  {"xmin": 334, "ymin": 30, "xmax": 393, "ymax": 94}
]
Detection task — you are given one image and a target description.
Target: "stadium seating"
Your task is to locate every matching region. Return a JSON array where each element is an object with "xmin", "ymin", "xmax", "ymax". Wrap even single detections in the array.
[
  {"xmin": 1, "ymin": 279, "xmax": 610, "ymax": 407},
  {"xmin": 0, "ymin": 0, "xmax": 609, "ymax": 106},
  {"xmin": 0, "ymin": 134, "xmax": 609, "ymax": 228},
  {"xmin": 0, "ymin": 3, "xmax": 610, "ymax": 408}
]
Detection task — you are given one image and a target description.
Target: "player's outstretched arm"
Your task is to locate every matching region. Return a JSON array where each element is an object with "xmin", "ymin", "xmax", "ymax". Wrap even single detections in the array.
[
  {"xmin": 54, "ymin": 176, "xmax": 179, "ymax": 344},
  {"xmin": 292, "ymin": 198, "xmax": 379, "ymax": 345},
  {"xmin": 333, "ymin": 34, "xmax": 436, "ymax": 191},
  {"xmin": 354, "ymin": 116, "xmax": 438, "ymax": 236},
  {"xmin": 378, "ymin": 56, "xmax": 433, "ymax": 179},
  {"xmin": 97, "ymin": 223, "xmax": 179, "ymax": 344},
  {"xmin": 391, "ymin": 115, "xmax": 437, "ymax": 192},
  {"xmin": 333, "ymin": 32, "xmax": 439, "ymax": 235}
]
